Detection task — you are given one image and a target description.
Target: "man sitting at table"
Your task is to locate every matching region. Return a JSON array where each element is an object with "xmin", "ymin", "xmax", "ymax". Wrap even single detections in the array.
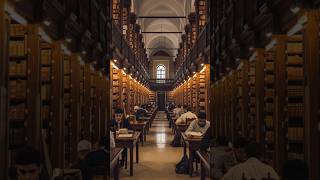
[
  {"xmin": 111, "ymin": 108, "xmax": 133, "ymax": 131},
  {"xmin": 175, "ymin": 107, "xmax": 197, "ymax": 125},
  {"xmin": 185, "ymin": 111, "xmax": 210, "ymax": 135},
  {"xmin": 85, "ymin": 137, "xmax": 108, "ymax": 176},
  {"xmin": 134, "ymin": 105, "xmax": 147, "ymax": 121},
  {"xmin": 211, "ymin": 136, "xmax": 237, "ymax": 179},
  {"xmin": 221, "ymin": 141, "xmax": 279, "ymax": 180}
]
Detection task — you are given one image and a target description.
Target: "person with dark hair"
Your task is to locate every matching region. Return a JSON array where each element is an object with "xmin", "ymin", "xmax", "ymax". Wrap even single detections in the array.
[
  {"xmin": 110, "ymin": 108, "xmax": 133, "ymax": 131},
  {"xmin": 16, "ymin": 146, "xmax": 42, "ymax": 180},
  {"xmin": 185, "ymin": 112, "xmax": 210, "ymax": 135},
  {"xmin": 210, "ymin": 136, "xmax": 237, "ymax": 179},
  {"xmin": 282, "ymin": 159, "xmax": 309, "ymax": 180},
  {"xmin": 233, "ymin": 137, "xmax": 249, "ymax": 163},
  {"xmin": 221, "ymin": 141, "xmax": 279, "ymax": 180},
  {"xmin": 175, "ymin": 106, "xmax": 197, "ymax": 125}
]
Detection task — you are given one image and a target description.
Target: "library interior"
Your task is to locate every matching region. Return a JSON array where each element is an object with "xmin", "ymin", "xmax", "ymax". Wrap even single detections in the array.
[{"xmin": 0, "ymin": 0, "xmax": 320, "ymax": 180}]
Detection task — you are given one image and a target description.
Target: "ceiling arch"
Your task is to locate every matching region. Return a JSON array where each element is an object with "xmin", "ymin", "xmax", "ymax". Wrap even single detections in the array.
[{"xmin": 132, "ymin": 0, "xmax": 193, "ymax": 58}]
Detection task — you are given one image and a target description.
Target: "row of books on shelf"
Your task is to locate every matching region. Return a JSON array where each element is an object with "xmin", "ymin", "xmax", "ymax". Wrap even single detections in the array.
[
  {"xmin": 10, "ymin": 24, "xmax": 26, "ymax": 36},
  {"xmin": 9, "ymin": 80, "xmax": 26, "ymax": 99},
  {"xmin": 10, "ymin": 40, "xmax": 26, "ymax": 57},
  {"xmin": 9, "ymin": 61, "xmax": 27, "ymax": 76}
]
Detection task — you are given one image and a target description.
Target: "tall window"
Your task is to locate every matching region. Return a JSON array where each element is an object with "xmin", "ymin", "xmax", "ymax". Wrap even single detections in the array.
[{"xmin": 156, "ymin": 65, "xmax": 166, "ymax": 83}]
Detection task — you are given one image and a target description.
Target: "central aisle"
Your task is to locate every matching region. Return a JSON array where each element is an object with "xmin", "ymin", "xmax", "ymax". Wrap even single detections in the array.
[{"xmin": 120, "ymin": 111, "xmax": 198, "ymax": 180}]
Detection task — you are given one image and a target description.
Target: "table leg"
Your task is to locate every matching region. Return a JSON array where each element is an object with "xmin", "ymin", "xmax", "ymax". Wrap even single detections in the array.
[
  {"xmin": 136, "ymin": 141, "xmax": 139, "ymax": 163},
  {"xmin": 130, "ymin": 144, "xmax": 133, "ymax": 176},
  {"xmin": 140, "ymin": 132, "xmax": 144, "ymax": 146},
  {"xmin": 201, "ymin": 162, "xmax": 206, "ymax": 180},
  {"xmin": 189, "ymin": 148, "xmax": 194, "ymax": 177},
  {"xmin": 143, "ymin": 128, "xmax": 147, "ymax": 142}
]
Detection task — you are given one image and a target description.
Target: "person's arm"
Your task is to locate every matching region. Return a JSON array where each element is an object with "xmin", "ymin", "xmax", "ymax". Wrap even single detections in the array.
[
  {"xmin": 125, "ymin": 119, "xmax": 133, "ymax": 130},
  {"xmin": 175, "ymin": 114, "xmax": 185, "ymax": 124},
  {"xmin": 185, "ymin": 121, "xmax": 195, "ymax": 134}
]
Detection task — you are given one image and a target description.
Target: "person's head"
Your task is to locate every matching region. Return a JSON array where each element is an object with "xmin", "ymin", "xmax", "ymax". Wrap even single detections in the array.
[
  {"xmin": 16, "ymin": 146, "xmax": 41, "ymax": 180},
  {"xmin": 197, "ymin": 112, "xmax": 207, "ymax": 127},
  {"xmin": 216, "ymin": 136, "xmax": 229, "ymax": 147},
  {"xmin": 134, "ymin": 106, "xmax": 140, "ymax": 112},
  {"xmin": 245, "ymin": 141, "xmax": 261, "ymax": 159},
  {"xmin": 233, "ymin": 137, "xmax": 248, "ymax": 162},
  {"xmin": 99, "ymin": 136, "xmax": 108, "ymax": 149},
  {"xmin": 114, "ymin": 108, "xmax": 124, "ymax": 123},
  {"xmin": 283, "ymin": 159, "xmax": 309, "ymax": 180},
  {"xmin": 186, "ymin": 107, "xmax": 192, "ymax": 112},
  {"xmin": 77, "ymin": 140, "xmax": 92, "ymax": 159}
]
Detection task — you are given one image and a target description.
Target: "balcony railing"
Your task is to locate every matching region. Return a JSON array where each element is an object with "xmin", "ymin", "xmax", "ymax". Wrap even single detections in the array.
[{"xmin": 149, "ymin": 79, "xmax": 174, "ymax": 91}]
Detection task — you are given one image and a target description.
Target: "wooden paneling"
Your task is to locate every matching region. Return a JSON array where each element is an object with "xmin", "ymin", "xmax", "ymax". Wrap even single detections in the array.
[{"xmin": 0, "ymin": 1, "xmax": 9, "ymax": 178}]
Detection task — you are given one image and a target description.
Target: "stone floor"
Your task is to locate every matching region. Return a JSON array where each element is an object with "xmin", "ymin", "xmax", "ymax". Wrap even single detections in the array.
[{"xmin": 120, "ymin": 111, "xmax": 199, "ymax": 180}]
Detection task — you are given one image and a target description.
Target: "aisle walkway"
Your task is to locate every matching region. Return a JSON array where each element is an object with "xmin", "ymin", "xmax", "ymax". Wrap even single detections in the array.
[{"xmin": 120, "ymin": 111, "xmax": 197, "ymax": 180}]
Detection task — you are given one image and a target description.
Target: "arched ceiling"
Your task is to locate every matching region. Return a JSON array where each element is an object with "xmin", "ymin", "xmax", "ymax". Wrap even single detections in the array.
[{"xmin": 132, "ymin": 0, "xmax": 194, "ymax": 58}]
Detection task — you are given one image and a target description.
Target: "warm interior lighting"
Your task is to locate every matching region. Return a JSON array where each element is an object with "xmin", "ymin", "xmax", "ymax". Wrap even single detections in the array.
[
  {"xmin": 200, "ymin": 65, "xmax": 207, "ymax": 73},
  {"xmin": 193, "ymin": 73, "xmax": 197, "ymax": 78},
  {"xmin": 111, "ymin": 62, "xmax": 119, "ymax": 70},
  {"xmin": 201, "ymin": 63, "xmax": 204, "ymax": 66},
  {"xmin": 114, "ymin": 59, "xmax": 118, "ymax": 62}
]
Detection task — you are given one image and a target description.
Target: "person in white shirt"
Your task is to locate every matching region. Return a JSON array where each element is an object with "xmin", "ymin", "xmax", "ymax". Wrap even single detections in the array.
[
  {"xmin": 175, "ymin": 107, "xmax": 197, "ymax": 125},
  {"xmin": 185, "ymin": 112, "xmax": 210, "ymax": 135},
  {"xmin": 173, "ymin": 105, "xmax": 182, "ymax": 119},
  {"xmin": 221, "ymin": 141, "xmax": 279, "ymax": 180}
]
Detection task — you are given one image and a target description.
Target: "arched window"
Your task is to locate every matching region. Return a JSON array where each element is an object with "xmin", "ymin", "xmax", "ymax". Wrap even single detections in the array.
[
  {"xmin": 156, "ymin": 65, "xmax": 166, "ymax": 83},
  {"xmin": 156, "ymin": 65, "xmax": 166, "ymax": 79}
]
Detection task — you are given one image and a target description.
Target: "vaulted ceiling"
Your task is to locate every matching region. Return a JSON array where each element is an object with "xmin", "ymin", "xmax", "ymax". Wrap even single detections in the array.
[{"xmin": 132, "ymin": 0, "xmax": 194, "ymax": 58}]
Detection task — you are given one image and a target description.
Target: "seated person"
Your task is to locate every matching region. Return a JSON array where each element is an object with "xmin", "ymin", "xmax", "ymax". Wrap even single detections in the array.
[
  {"xmin": 72, "ymin": 140, "xmax": 92, "ymax": 180},
  {"xmin": 211, "ymin": 136, "xmax": 237, "ymax": 179},
  {"xmin": 221, "ymin": 141, "xmax": 279, "ymax": 180},
  {"xmin": 77, "ymin": 140, "xmax": 92, "ymax": 160},
  {"xmin": 232, "ymin": 137, "xmax": 249, "ymax": 163},
  {"xmin": 175, "ymin": 107, "xmax": 197, "ymax": 125},
  {"xmin": 15, "ymin": 146, "xmax": 43, "ymax": 180},
  {"xmin": 134, "ymin": 105, "xmax": 147, "ymax": 120},
  {"xmin": 173, "ymin": 105, "xmax": 182, "ymax": 119},
  {"xmin": 282, "ymin": 159, "xmax": 309, "ymax": 180},
  {"xmin": 185, "ymin": 112, "xmax": 210, "ymax": 135},
  {"xmin": 85, "ymin": 137, "xmax": 108, "ymax": 168},
  {"xmin": 111, "ymin": 108, "xmax": 133, "ymax": 131}
]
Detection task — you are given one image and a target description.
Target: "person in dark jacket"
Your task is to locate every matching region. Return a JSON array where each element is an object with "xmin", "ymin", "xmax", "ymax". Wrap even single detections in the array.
[
  {"xmin": 111, "ymin": 108, "xmax": 133, "ymax": 131},
  {"xmin": 85, "ymin": 137, "xmax": 108, "ymax": 177}
]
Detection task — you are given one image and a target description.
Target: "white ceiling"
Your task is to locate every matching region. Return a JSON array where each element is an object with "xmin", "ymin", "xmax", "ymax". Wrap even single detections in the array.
[{"xmin": 132, "ymin": 0, "xmax": 194, "ymax": 58}]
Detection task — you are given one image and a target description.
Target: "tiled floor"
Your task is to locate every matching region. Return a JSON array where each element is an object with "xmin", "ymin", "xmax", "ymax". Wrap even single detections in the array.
[{"xmin": 120, "ymin": 111, "xmax": 198, "ymax": 180}]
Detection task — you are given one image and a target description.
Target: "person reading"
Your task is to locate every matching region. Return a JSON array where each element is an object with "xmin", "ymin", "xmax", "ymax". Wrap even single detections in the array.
[
  {"xmin": 111, "ymin": 108, "xmax": 133, "ymax": 131},
  {"xmin": 185, "ymin": 112, "xmax": 210, "ymax": 136},
  {"xmin": 175, "ymin": 106, "xmax": 197, "ymax": 125}
]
